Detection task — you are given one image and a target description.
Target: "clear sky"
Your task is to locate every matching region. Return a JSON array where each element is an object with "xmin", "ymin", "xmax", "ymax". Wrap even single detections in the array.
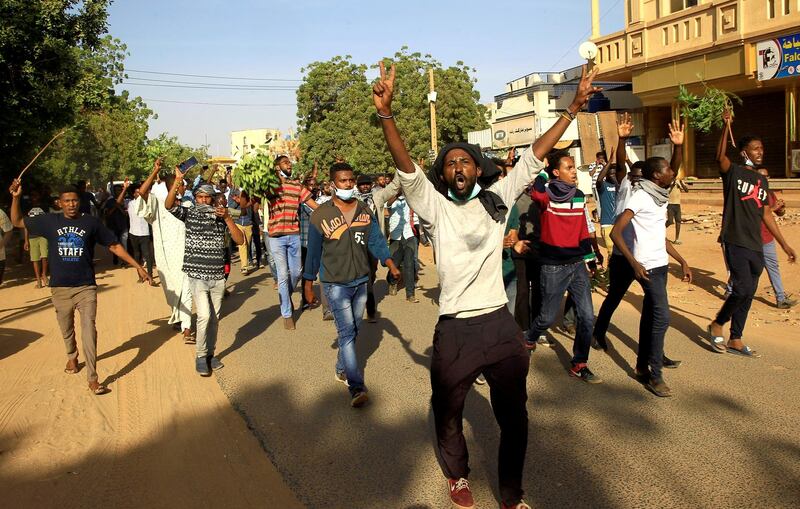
[{"xmin": 109, "ymin": 0, "xmax": 625, "ymax": 156}]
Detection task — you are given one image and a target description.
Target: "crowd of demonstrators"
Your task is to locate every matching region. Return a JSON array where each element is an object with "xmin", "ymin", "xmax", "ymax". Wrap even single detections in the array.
[
  {"xmin": 755, "ymin": 167, "xmax": 797, "ymax": 308},
  {"xmin": 9, "ymin": 179, "xmax": 150, "ymax": 395},
  {"xmin": 125, "ymin": 180, "xmax": 156, "ymax": 285},
  {"xmin": 303, "ymin": 162, "xmax": 401, "ymax": 407},
  {"xmin": 386, "ymin": 189, "xmax": 419, "ymax": 303},
  {"xmin": 373, "ymin": 60, "xmax": 600, "ymax": 509},
  {"xmin": 707, "ymin": 111, "xmax": 797, "ymax": 356},
  {"xmin": 164, "ymin": 167, "xmax": 245, "ymax": 376}
]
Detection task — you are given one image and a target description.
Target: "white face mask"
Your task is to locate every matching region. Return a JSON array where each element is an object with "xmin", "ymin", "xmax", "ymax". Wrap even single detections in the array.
[
  {"xmin": 279, "ymin": 170, "xmax": 290, "ymax": 178},
  {"xmin": 741, "ymin": 151, "xmax": 754, "ymax": 167},
  {"xmin": 334, "ymin": 185, "xmax": 355, "ymax": 201}
]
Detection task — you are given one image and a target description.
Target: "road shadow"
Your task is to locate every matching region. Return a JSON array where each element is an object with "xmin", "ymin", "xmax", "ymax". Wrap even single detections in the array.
[
  {"xmin": 98, "ymin": 318, "xmax": 172, "ymax": 386},
  {"xmin": 0, "ymin": 327, "xmax": 44, "ymax": 360},
  {"xmin": 217, "ymin": 275, "xmax": 282, "ymax": 362}
]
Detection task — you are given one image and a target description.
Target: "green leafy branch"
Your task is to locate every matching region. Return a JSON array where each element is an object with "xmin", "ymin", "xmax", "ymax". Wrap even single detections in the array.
[
  {"xmin": 677, "ymin": 82, "xmax": 741, "ymax": 146},
  {"xmin": 233, "ymin": 146, "xmax": 281, "ymax": 199}
]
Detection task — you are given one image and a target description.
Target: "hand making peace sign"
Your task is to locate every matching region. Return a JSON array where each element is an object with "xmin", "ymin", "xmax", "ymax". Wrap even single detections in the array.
[
  {"xmin": 569, "ymin": 65, "xmax": 603, "ymax": 113},
  {"xmin": 373, "ymin": 61, "xmax": 396, "ymax": 116}
]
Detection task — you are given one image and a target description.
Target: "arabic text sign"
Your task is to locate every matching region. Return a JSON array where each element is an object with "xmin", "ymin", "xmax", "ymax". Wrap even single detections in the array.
[{"xmin": 757, "ymin": 33, "xmax": 800, "ymax": 81}]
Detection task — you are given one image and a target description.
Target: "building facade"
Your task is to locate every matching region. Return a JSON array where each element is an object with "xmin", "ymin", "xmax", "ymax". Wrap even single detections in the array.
[{"xmin": 592, "ymin": 0, "xmax": 800, "ymax": 177}]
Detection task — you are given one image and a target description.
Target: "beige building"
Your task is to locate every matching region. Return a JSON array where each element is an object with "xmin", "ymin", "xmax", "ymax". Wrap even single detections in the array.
[
  {"xmin": 592, "ymin": 0, "xmax": 800, "ymax": 177},
  {"xmin": 230, "ymin": 128, "xmax": 300, "ymax": 164}
]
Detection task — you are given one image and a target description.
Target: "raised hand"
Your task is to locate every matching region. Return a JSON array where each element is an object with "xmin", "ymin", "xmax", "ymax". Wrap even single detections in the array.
[
  {"xmin": 617, "ymin": 112, "xmax": 633, "ymax": 138},
  {"xmin": 153, "ymin": 157, "xmax": 162, "ymax": 174},
  {"xmin": 9, "ymin": 178, "xmax": 22, "ymax": 197},
  {"xmin": 668, "ymin": 119, "xmax": 685, "ymax": 146},
  {"xmin": 373, "ymin": 61, "xmax": 396, "ymax": 115},
  {"xmin": 123, "ymin": 177, "xmax": 131, "ymax": 189},
  {"xmin": 722, "ymin": 108, "xmax": 732, "ymax": 125},
  {"xmin": 570, "ymin": 65, "xmax": 603, "ymax": 112},
  {"xmin": 174, "ymin": 165, "xmax": 186, "ymax": 180}
]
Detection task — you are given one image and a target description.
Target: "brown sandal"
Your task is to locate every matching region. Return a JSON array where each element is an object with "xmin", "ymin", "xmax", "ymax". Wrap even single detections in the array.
[
  {"xmin": 89, "ymin": 381, "xmax": 108, "ymax": 395},
  {"xmin": 64, "ymin": 359, "xmax": 79, "ymax": 374}
]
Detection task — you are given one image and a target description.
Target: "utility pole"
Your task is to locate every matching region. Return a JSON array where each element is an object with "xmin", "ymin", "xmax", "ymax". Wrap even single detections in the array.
[{"xmin": 428, "ymin": 68, "xmax": 438, "ymax": 154}]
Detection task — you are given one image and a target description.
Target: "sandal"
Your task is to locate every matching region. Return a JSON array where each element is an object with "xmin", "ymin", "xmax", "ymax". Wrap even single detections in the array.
[
  {"xmin": 89, "ymin": 381, "xmax": 108, "ymax": 395},
  {"xmin": 727, "ymin": 345, "xmax": 760, "ymax": 358},
  {"xmin": 64, "ymin": 359, "xmax": 79, "ymax": 374},
  {"xmin": 706, "ymin": 325, "xmax": 726, "ymax": 353}
]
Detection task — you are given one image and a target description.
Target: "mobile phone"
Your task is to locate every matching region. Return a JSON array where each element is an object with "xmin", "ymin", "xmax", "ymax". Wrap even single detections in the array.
[{"xmin": 178, "ymin": 156, "xmax": 199, "ymax": 173}]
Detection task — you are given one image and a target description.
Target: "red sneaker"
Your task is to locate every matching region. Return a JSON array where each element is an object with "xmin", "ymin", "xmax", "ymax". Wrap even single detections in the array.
[{"xmin": 447, "ymin": 478, "xmax": 475, "ymax": 509}]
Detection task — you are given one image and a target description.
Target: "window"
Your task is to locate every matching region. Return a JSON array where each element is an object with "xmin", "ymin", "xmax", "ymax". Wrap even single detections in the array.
[
  {"xmin": 695, "ymin": 17, "xmax": 702, "ymax": 37},
  {"xmin": 783, "ymin": 0, "xmax": 790, "ymax": 15},
  {"xmin": 767, "ymin": 0, "xmax": 775, "ymax": 18},
  {"xmin": 663, "ymin": 27, "xmax": 669, "ymax": 45},
  {"xmin": 670, "ymin": 0, "xmax": 698, "ymax": 13},
  {"xmin": 684, "ymin": 20, "xmax": 690, "ymax": 40}
]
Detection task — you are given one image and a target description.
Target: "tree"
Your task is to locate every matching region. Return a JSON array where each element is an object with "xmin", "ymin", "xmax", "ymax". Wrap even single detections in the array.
[
  {"xmin": 144, "ymin": 134, "xmax": 209, "ymax": 182},
  {"xmin": 0, "ymin": 0, "xmax": 112, "ymax": 185},
  {"xmin": 295, "ymin": 48, "xmax": 488, "ymax": 176}
]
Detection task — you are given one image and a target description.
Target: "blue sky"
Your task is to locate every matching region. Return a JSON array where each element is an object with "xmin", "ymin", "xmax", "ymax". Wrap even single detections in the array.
[{"xmin": 109, "ymin": 0, "xmax": 625, "ymax": 156}]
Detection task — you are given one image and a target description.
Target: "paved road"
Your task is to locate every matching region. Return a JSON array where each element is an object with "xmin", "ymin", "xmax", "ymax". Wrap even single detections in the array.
[{"xmin": 214, "ymin": 252, "xmax": 800, "ymax": 509}]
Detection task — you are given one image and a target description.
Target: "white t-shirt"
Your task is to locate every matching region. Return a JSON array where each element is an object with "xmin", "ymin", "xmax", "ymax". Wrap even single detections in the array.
[
  {"xmin": 128, "ymin": 200, "xmax": 151, "ymax": 236},
  {"xmin": 625, "ymin": 189, "xmax": 668, "ymax": 270},
  {"xmin": 613, "ymin": 177, "xmax": 635, "ymax": 253}
]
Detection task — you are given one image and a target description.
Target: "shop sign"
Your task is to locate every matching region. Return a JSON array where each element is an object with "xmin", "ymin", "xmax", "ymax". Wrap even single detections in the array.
[{"xmin": 757, "ymin": 32, "xmax": 800, "ymax": 81}]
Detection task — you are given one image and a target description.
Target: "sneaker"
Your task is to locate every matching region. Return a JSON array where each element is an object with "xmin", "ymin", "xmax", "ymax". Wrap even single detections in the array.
[
  {"xmin": 537, "ymin": 335, "xmax": 554, "ymax": 347},
  {"xmin": 501, "ymin": 501, "xmax": 532, "ymax": 509},
  {"xmin": 569, "ymin": 363, "xmax": 603, "ymax": 384},
  {"xmin": 195, "ymin": 357, "xmax": 211, "ymax": 377},
  {"xmin": 474, "ymin": 374, "xmax": 487, "ymax": 385},
  {"xmin": 591, "ymin": 335, "xmax": 608, "ymax": 351},
  {"xmin": 407, "ymin": 295, "xmax": 420, "ymax": 303},
  {"xmin": 351, "ymin": 391, "xmax": 369, "ymax": 408},
  {"xmin": 207, "ymin": 356, "xmax": 224, "ymax": 371},
  {"xmin": 777, "ymin": 297, "xmax": 797, "ymax": 309},
  {"xmin": 335, "ymin": 371, "xmax": 349, "ymax": 387},
  {"xmin": 322, "ymin": 309, "xmax": 334, "ymax": 321},
  {"xmin": 447, "ymin": 478, "xmax": 475, "ymax": 509},
  {"xmin": 645, "ymin": 377, "xmax": 673, "ymax": 397},
  {"xmin": 662, "ymin": 355, "xmax": 682, "ymax": 369}
]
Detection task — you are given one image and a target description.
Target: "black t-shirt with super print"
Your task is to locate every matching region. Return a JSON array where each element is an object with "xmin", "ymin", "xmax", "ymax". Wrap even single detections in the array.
[
  {"xmin": 720, "ymin": 163, "xmax": 769, "ymax": 252},
  {"xmin": 24, "ymin": 213, "xmax": 118, "ymax": 287}
]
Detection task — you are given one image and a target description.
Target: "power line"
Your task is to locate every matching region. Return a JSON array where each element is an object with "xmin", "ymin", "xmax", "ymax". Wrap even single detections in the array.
[
  {"xmin": 121, "ymin": 81, "xmax": 297, "ymax": 91},
  {"xmin": 125, "ymin": 77, "xmax": 297, "ymax": 89},
  {"xmin": 549, "ymin": 0, "xmax": 623, "ymax": 70},
  {"xmin": 126, "ymin": 68, "xmax": 302, "ymax": 82},
  {"xmin": 142, "ymin": 98, "xmax": 296, "ymax": 107}
]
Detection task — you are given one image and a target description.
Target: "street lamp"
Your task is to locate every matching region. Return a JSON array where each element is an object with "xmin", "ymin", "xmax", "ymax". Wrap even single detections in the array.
[{"xmin": 579, "ymin": 40, "xmax": 599, "ymax": 70}]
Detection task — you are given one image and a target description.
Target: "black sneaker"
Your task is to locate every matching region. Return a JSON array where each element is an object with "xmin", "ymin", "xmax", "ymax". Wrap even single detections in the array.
[
  {"xmin": 569, "ymin": 363, "xmax": 603, "ymax": 384},
  {"xmin": 662, "ymin": 355, "xmax": 682, "ymax": 369},
  {"xmin": 351, "ymin": 391, "xmax": 369, "ymax": 408},
  {"xmin": 591, "ymin": 335, "xmax": 608, "ymax": 351},
  {"xmin": 645, "ymin": 377, "xmax": 673, "ymax": 397},
  {"xmin": 207, "ymin": 356, "xmax": 224, "ymax": 371}
]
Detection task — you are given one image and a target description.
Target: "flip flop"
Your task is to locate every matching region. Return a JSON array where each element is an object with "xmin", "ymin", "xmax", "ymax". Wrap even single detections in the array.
[
  {"xmin": 727, "ymin": 345, "xmax": 760, "ymax": 358},
  {"xmin": 64, "ymin": 360, "xmax": 79, "ymax": 374},
  {"xmin": 706, "ymin": 325, "xmax": 726, "ymax": 353}
]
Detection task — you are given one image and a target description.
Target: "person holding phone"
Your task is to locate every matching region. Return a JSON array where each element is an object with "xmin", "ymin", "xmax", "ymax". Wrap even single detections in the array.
[{"xmin": 164, "ymin": 166, "xmax": 245, "ymax": 376}]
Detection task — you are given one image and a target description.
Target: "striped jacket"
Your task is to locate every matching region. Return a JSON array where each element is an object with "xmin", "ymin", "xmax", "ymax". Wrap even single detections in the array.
[{"xmin": 530, "ymin": 173, "xmax": 593, "ymax": 265}]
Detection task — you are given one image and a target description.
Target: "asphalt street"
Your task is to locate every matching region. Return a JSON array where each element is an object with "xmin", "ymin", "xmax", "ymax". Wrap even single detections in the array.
[{"xmin": 214, "ymin": 256, "xmax": 800, "ymax": 509}]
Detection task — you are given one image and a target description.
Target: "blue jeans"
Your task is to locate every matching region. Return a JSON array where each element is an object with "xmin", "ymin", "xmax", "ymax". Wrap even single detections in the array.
[
  {"xmin": 388, "ymin": 237, "xmax": 418, "ymax": 298},
  {"xmin": 504, "ymin": 272, "xmax": 517, "ymax": 314},
  {"xmin": 188, "ymin": 276, "xmax": 226, "ymax": 358},
  {"xmin": 263, "ymin": 230, "xmax": 278, "ymax": 282},
  {"xmin": 324, "ymin": 282, "xmax": 368, "ymax": 395},
  {"xmin": 638, "ymin": 266, "xmax": 670, "ymax": 379},
  {"xmin": 763, "ymin": 240, "xmax": 786, "ymax": 303},
  {"xmin": 528, "ymin": 262, "xmax": 594, "ymax": 364},
  {"xmin": 269, "ymin": 235, "xmax": 302, "ymax": 318}
]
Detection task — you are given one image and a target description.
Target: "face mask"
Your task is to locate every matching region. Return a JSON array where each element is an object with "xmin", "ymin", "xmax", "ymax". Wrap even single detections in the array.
[
  {"xmin": 334, "ymin": 185, "xmax": 355, "ymax": 201},
  {"xmin": 279, "ymin": 170, "xmax": 290, "ymax": 178},
  {"xmin": 741, "ymin": 151, "xmax": 754, "ymax": 167},
  {"xmin": 448, "ymin": 182, "xmax": 482, "ymax": 202}
]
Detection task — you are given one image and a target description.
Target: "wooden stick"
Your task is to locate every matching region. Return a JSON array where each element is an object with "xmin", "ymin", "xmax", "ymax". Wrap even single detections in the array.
[
  {"xmin": 727, "ymin": 121, "xmax": 736, "ymax": 148},
  {"xmin": 17, "ymin": 129, "xmax": 68, "ymax": 179}
]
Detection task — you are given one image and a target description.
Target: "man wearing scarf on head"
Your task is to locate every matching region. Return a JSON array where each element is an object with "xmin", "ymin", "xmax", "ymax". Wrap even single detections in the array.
[
  {"xmin": 373, "ymin": 61, "xmax": 601, "ymax": 509},
  {"xmin": 164, "ymin": 173, "xmax": 245, "ymax": 377}
]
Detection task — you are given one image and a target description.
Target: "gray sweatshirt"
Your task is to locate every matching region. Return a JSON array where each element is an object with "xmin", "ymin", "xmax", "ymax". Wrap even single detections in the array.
[{"xmin": 397, "ymin": 148, "xmax": 543, "ymax": 317}]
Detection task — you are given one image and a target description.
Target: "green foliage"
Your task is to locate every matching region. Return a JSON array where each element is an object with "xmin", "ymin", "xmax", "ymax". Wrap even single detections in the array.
[
  {"xmin": 296, "ymin": 48, "xmax": 488, "ymax": 175},
  {"xmin": 677, "ymin": 83, "xmax": 742, "ymax": 133},
  {"xmin": 233, "ymin": 147, "xmax": 281, "ymax": 199},
  {"xmin": 144, "ymin": 133, "xmax": 209, "ymax": 182},
  {"xmin": 0, "ymin": 0, "xmax": 112, "ymax": 185}
]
